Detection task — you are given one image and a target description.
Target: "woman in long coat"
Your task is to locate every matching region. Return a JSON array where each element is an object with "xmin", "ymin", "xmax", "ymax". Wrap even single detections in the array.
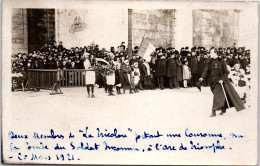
[
  {"xmin": 141, "ymin": 60, "xmax": 152, "ymax": 89},
  {"xmin": 149, "ymin": 58, "xmax": 157, "ymax": 89}
]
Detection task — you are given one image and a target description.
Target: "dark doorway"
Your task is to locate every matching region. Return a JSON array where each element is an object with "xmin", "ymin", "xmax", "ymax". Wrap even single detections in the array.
[{"xmin": 27, "ymin": 9, "xmax": 55, "ymax": 53}]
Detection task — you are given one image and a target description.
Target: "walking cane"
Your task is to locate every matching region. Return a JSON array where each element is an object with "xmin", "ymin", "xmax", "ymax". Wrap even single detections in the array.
[
  {"xmin": 220, "ymin": 82, "xmax": 230, "ymax": 108},
  {"xmin": 157, "ymin": 77, "xmax": 160, "ymax": 89}
]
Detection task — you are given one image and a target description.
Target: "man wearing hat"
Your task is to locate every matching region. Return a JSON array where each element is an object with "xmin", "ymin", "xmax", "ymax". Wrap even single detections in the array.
[
  {"xmin": 240, "ymin": 55, "xmax": 249, "ymax": 71},
  {"xmin": 199, "ymin": 48, "xmax": 245, "ymax": 117},
  {"xmin": 166, "ymin": 53, "xmax": 178, "ymax": 89},
  {"xmin": 184, "ymin": 47, "xmax": 189, "ymax": 57},
  {"xmin": 189, "ymin": 50, "xmax": 199, "ymax": 87},
  {"xmin": 32, "ymin": 53, "xmax": 44, "ymax": 69},
  {"xmin": 155, "ymin": 54, "xmax": 167, "ymax": 90}
]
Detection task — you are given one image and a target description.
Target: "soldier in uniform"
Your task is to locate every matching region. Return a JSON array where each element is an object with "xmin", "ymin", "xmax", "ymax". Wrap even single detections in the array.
[{"xmin": 199, "ymin": 48, "xmax": 245, "ymax": 117}]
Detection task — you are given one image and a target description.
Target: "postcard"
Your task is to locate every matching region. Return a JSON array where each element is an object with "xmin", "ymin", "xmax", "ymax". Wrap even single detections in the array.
[{"xmin": 2, "ymin": 0, "xmax": 258, "ymax": 165}]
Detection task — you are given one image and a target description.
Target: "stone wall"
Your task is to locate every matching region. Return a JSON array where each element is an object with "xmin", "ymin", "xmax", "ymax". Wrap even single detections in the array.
[
  {"xmin": 174, "ymin": 9, "xmax": 193, "ymax": 50},
  {"xmin": 193, "ymin": 9, "xmax": 239, "ymax": 49},
  {"xmin": 131, "ymin": 9, "xmax": 175, "ymax": 48},
  {"xmin": 12, "ymin": 9, "xmax": 28, "ymax": 54},
  {"xmin": 56, "ymin": 9, "xmax": 128, "ymax": 50}
]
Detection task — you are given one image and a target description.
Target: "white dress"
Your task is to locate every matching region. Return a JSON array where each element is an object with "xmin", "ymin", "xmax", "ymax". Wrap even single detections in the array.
[
  {"xmin": 84, "ymin": 60, "xmax": 96, "ymax": 85},
  {"xmin": 106, "ymin": 72, "xmax": 115, "ymax": 85},
  {"xmin": 132, "ymin": 68, "xmax": 140, "ymax": 85},
  {"xmin": 228, "ymin": 69, "xmax": 248, "ymax": 98}
]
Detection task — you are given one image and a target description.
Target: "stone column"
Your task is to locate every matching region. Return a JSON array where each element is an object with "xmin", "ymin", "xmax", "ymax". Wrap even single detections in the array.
[
  {"xmin": 55, "ymin": 9, "xmax": 59, "ymax": 42},
  {"xmin": 12, "ymin": 9, "xmax": 28, "ymax": 54},
  {"xmin": 128, "ymin": 9, "xmax": 133, "ymax": 59}
]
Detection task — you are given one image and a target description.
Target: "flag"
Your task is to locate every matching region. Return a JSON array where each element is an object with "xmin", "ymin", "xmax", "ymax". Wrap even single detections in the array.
[{"xmin": 137, "ymin": 37, "xmax": 156, "ymax": 62}]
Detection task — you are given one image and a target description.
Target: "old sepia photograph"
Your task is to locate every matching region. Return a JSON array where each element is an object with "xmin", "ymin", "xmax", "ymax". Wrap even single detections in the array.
[{"xmin": 2, "ymin": 0, "xmax": 258, "ymax": 165}]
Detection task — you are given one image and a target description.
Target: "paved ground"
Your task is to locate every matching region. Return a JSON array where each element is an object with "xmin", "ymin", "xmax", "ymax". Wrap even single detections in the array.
[{"xmin": 4, "ymin": 86, "xmax": 257, "ymax": 165}]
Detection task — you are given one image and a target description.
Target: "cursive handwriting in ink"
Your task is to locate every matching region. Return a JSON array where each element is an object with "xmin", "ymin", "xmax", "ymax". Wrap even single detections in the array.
[
  {"xmin": 97, "ymin": 128, "xmax": 127, "ymax": 138},
  {"xmin": 33, "ymin": 129, "xmax": 64, "ymax": 139},
  {"xmin": 10, "ymin": 143, "xmax": 20, "ymax": 151},
  {"xmin": 135, "ymin": 131, "xmax": 163, "ymax": 143},
  {"xmin": 185, "ymin": 128, "xmax": 223, "ymax": 138},
  {"xmin": 103, "ymin": 141, "xmax": 139, "ymax": 151},
  {"xmin": 70, "ymin": 142, "xmax": 100, "ymax": 151},
  {"xmin": 230, "ymin": 133, "xmax": 245, "ymax": 138},
  {"xmin": 8, "ymin": 131, "xmax": 28, "ymax": 139},
  {"xmin": 79, "ymin": 127, "xmax": 94, "ymax": 138},
  {"xmin": 26, "ymin": 142, "xmax": 49, "ymax": 150},
  {"xmin": 190, "ymin": 140, "xmax": 225, "ymax": 153}
]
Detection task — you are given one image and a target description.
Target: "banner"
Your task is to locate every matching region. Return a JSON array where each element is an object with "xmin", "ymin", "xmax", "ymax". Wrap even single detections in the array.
[{"xmin": 137, "ymin": 37, "xmax": 156, "ymax": 62}]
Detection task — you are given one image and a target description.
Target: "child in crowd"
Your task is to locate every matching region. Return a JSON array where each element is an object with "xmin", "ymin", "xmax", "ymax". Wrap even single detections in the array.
[
  {"xmin": 182, "ymin": 60, "xmax": 191, "ymax": 88},
  {"xmin": 132, "ymin": 62, "xmax": 140, "ymax": 93}
]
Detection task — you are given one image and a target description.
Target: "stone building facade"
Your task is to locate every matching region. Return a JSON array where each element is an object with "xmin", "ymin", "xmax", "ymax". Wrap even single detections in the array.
[{"xmin": 12, "ymin": 8, "xmax": 241, "ymax": 54}]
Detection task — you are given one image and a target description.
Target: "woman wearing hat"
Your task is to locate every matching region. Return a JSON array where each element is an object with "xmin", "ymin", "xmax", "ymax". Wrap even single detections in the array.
[
  {"xmin": 228, "ymin": 63, "xmax": 249, "ymax": 103},
  {"xmin": 106, "ymin": 63, "xmax": 116, "ymax": 96}
]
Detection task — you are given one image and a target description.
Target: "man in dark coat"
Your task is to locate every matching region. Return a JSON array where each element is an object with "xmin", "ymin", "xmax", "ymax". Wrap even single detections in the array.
[
  {"xmin": 231, "ymin": 54, "xmax": 241, "ymax": 67},
  {"xmin": 155, "ymin": 54, "xmax": 167, "ymax": 90},
  {"xmin": 189, "ymin": 51, "xmax": 199, "ymax": 87},
  {"xmin": 200, "ymin": 54, "xmax": 209, "ymax": 86},
  {"xmin": 45, "ymin": 56, "xmax": 57, "ymax": 69},
  {"xmin": 175, "ymin": 55, "xmax": 183, "ymax": 87},
  {"xmin": 32, "ymin": 54, "xmax": 44, "ymax": 69},
  {"xmin": 40, "ymin": 43, "xmax": 49, "ymax": 52},
  {"xmin": 240, "ymin": 55, "xmax": 249, "ymax": 71},
  {"xmin": 199, "ymin": 48, "xmax": 245, "ymax": 117},
  {"xmin": 197, "ymin": 55, "xmax": 204, "ymax": 81},
  {"xmin": 114, "ymin": 64, "xmax": 123, "ymax": 94},
  {"xmin": 166, "ymin": 54, "xmax": 178, "ymax": 89},
  {"xmin": 137, "ymin": 56, "xmax": 144, "ymax": 90},
  {"xmin": 121, "ymin": 60, "xmax": 134, "ymax": 93},
  {"xmin": 149, "ymin": 58, "xmax": 157, "ymax": 89}
]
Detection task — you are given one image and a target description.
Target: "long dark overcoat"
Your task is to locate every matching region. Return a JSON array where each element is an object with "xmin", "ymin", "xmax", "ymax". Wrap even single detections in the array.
[
  {"xmin": 201, "ymin": 58, "xmax": 245, "ymax": 111},
  {"xmin": 166, "ymin": 58, "xmax": 177, "ymax": 77}
]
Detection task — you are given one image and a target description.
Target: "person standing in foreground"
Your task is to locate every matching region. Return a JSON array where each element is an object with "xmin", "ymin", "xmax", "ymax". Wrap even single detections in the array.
[
  {"xmin": 84, "ymin": 57, "xmax": 96, "ymax": 98},
  {"xmin": 199, "ymin": 48, "xmax": 245, "ymax": 117},
  {"xmin": 106, "ymin": 63, "xmax": 116, "ymax": 96}
]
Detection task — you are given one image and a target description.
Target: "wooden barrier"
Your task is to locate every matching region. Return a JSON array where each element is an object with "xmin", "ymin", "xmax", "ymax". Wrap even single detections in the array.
[
  {"xmin": 27, "ymin": 69, "xmax": 63, "ymax": 95},
  {"xmin": 57, "ymin": 69, "xmax": 86, "ymax": 87},
  {"xmin": 27, "ymin": 69, "xmax": 91, "ymax": 95}
]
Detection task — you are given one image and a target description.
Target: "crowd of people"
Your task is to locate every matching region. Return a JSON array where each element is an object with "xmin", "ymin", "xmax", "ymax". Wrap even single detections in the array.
[{"xmin": 11, "ymin": 41, "xmax": 250, "ymax": 101}]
